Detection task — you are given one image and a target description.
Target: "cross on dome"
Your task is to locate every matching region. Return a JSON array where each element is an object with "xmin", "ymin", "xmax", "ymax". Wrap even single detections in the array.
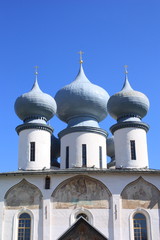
[
  {"xmin": 34, "ymin": 65, "xmax": 39, "ymax": 74},
  {"xmin": 78, "ymin": 50, "xmax": 84, "ymax": 64},
  {"xmin": 34, "ymin": 66, "xmax": 39, "ymax": 80},
  {"xmin": 124, "ymin": 65, "xmax": 128, "ymax": 74}
]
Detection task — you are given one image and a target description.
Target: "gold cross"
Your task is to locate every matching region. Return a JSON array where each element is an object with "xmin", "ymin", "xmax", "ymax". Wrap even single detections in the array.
[
  {"xmin": 34, "ymin": 66, "xmax": 39, "ymax": 75},
  {"xmin": 78, "ymin": 51, "xmax": 84, "ymax": 64},
  {"xmin": 124, "ymin": 65, "xmax": 128, "ymax": 74}
]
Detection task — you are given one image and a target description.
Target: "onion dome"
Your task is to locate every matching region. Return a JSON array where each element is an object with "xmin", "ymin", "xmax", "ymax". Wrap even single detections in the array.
[
  {"xmin": 14, "ymin": 79, "xmax": 57, "ymax": 122},
  {"xmin": 55, "ymin": 64, "xmax": 109, "ymax": 123},
  {"xmin": 107, "ymin": 71, "xmax": 149, "ymax": 121}
]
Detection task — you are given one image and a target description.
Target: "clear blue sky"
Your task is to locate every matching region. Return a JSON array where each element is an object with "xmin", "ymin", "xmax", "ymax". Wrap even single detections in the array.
[{"xmin": 0, "ymin": 0, "xmax": 159, "ymax": 172}]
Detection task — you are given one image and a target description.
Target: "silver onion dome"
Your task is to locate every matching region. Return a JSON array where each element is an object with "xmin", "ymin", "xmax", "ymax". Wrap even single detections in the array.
[
  {"xmin": 55, "ymin": 64, "xmax": 109, "ymax": 123},
  {"xmin": 107, "ymin": 73, "xmax": 149, "ymax": 121},
  {"xmin": 14, "ymin": 79, "xmax": 57, "ymax": 122}
]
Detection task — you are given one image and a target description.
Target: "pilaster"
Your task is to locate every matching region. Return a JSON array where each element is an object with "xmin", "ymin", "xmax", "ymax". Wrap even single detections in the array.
[{"xmin": 111, "ymin": 194, "xmax": 122, "ymax": 240}]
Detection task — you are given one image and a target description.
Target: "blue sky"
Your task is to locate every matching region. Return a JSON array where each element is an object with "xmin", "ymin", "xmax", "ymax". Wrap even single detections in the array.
[{"xmin": 0, "ymin": 0, "xmax": 160, "ymax": 172}]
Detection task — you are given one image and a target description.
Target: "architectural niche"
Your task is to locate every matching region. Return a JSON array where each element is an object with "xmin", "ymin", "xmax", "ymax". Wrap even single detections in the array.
[
  {"xmin": 52, "ymin": 175, "xmax": 111, "ymax": 209},
  {"xmin": 5, "ymin": 179, "xmax": 43, "ymax": 209},
  {"xmin": 121, "ymin": 177, "xmax": 160, "ymax": 209},
  {"xmin": 58, "ymin": 217, "xmax": 108, "ymax": 240}
]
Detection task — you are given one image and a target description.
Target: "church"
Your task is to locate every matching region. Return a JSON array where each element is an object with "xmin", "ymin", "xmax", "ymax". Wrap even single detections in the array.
[{"xmin": 0, "ymin": 57, "xmax": 159, "ymax": 240}]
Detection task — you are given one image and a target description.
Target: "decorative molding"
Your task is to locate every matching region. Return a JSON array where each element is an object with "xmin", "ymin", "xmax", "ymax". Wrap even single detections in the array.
[
  {"xmin": 117, "ymin": 113, "xmax": 141, "ymax": 121},
  {"xmin": 70, "ymin": 207, "xmax": 93, "ymax": 226},
  {"xmin": 110, "ymin": 121, "xmax": 149, "ymax": 134},
  {"xmin": 16, "ymin": 123, "xmax": 53, "ymax": 135},
  {"xmin": 24, "ymin": 116, "xmax": 47, "ymax": 123},
  {"xmin": 1, "ymin": 168, "xmax": 160, "ymax": 177},
  {"xmin": 58, "ymin": 126, "xmax": 108, "ymax": 138}
]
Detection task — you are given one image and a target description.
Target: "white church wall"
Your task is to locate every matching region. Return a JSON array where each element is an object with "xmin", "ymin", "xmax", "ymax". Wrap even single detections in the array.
[
  {"xmin": 90, "ymin": 209, "xmax": 110, "ymax": 238},
  {"xmin": 2, "ymin": 208, "xmax": 42, "ymax": 240},
  {"xmin": 0, "ymin": 175, "xmax": 44, "ymax": 240},
  {"xmin": 0, "ymin": 201, "xmax": 4, "ymax": 240},
  {"xmin": 51, "ymin": 208, "xmax": 110, "ymax": 239},
  {"xmin": 121, "ymin": 208, "xmax": 159, "ymax": 240},
  {"xmin": 60, "ymin": 131, "xmax": 107, "ymax": 169},
  {"xmin": 92, "ymin": 173, "xmax": 140, "ymax": 194},
  {"xmin": 42, "ymin": 194, "xmax": 52, "ymax": 240},
  {"xmin": 51, "ymin": 209, "xmax": 72, "ymax": 239},
  {"xmin": 0, "ymin": 172, "xmax": 159, "ymax": 240},
  {"xmin": 18, "ymin": 129, "xmax": 51, "ymax": 170},
  {"xmin": 114, "ymin": 127, "xmax": 148, "ymax": 168}
]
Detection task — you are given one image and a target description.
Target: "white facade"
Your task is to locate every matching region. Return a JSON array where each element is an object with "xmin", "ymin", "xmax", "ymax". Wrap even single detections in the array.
[
  {"xmin": 0, "ymin": 172, "xmax": 160, "ymax": 240},
  {"xmin": 18, "ymin": 128, "xmax": 51, "ymax": 170},
  {"xmin": 114, "ymin": 127, "xmax": 149, "ymax": 168},
  {"xmin": 60, "ymin": 131, "xmax": 107, "ymax": 169}
]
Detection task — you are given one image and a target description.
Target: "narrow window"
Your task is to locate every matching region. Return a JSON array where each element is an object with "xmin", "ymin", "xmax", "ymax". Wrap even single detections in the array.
[
  {"xmin": 82, "ymin": 144, "xmax": 87, "ymax": 167},
  {"xmin": 130, "ymin": 140, "xmax": 136, "ymax": 160},
  {"xmin": 76, "ymin": 213, "xmax": 88, "ymax": 221},
  {"xmin": 18, "ymin": 213, "xmax": 31, "ymax": 240},
  {"xmin": 66, "ymin": 146, "xmax": 69, "ymax": 168},
  {"xmin": 99, "ymin": 146, "xmax": 102, "ymax": 168},
  {"xmin": 133, "ymin": 213, "xmax": 147, "ymax": 240},
  {"xmin": 45, "ymin": 176, "xmax": 50, "ymax": 189},
  {"xmin": 30, "ymin": 142, "xmax": 35, "ymax": 162}
]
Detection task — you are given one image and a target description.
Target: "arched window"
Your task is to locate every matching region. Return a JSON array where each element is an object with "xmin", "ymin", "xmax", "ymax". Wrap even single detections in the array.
[
  {"xmin": 70, "ymin": 207, "xmax": 93, "ymax": 226},
  {"xmin": 18, "ymin": 213, "xmax": 31, "ymax": 240},
  {"xmin": 133, "ymin": 213, "xmax": 147, "ymax": 240},
  {"xmin": 76, "ymin": 213, "xmax": 89, "ymax": 221}
]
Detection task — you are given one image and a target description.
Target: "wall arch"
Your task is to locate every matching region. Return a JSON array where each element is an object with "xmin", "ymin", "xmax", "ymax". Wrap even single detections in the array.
[
  {"xmin": 4, "ymin": 179, "xmax": 43, "ymax": 209},
  {"xmin": 121, "ymin": 177, "xmax": 160, "ymax": 209},
  {"xmin": 52, "ymin": 175, "xmax": 111, "ymax": 209},
  {"xmin": 70, "ymin": 207, "xmax": 93, "ymax": 225}
]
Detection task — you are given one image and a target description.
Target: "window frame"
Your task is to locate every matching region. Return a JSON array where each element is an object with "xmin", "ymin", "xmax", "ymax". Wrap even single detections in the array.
[
  {"xmin": 30, "ymin": 142, "xmax": 35, "ymax": 162},
  {"xmin": 70, "ymin": 208, "xmax": 93, "ymax": 226},
  {"xmin": 99, "ymin": 146, "xmax": 102, "ymax": 168},
  {"xmin": 82, "ymin": 144, "xmax": 87, "ymax": 167},
  {"xmin": 66, "ymin": 146, "xmax": 69, "ymax": 169},
  {"xmin": 12, "ymin": 210, "xmax": 34, "ymax": 240},
  {"xmin": 130, "ymin": 140, "xmax": 136, "ymax": 160},
  {"xmin": 18, "ymin": 212, "xmax": 31, "ymax": 240},
  {"xmin": 130, "ymin": 209, "xmax": 151, "ymax": 240}
]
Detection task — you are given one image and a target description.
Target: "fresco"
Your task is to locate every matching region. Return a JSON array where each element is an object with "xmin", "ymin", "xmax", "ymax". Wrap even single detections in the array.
[
  {"xmin": 5, "ymin": 179, "xmax": 42, "ymax": 209},
  {"xmin": 121, "ymin": 177, "xmax": 160, "ymax": 209},
  {"xmin": 52, "ymin": 175, "xmax": 111, "ymax": 209}
]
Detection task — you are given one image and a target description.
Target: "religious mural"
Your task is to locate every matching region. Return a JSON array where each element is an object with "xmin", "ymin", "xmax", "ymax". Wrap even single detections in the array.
[
  {"xmin": 52, "ymin": 175, "xmax": 111, "ymax": 209},
  {"xmin": 5, "ymin": 179, "xmax": 42, "ymax": 209},
  {"xmin": 121, "ymin": 177, "xmax": 160, "ymax": 209}
]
